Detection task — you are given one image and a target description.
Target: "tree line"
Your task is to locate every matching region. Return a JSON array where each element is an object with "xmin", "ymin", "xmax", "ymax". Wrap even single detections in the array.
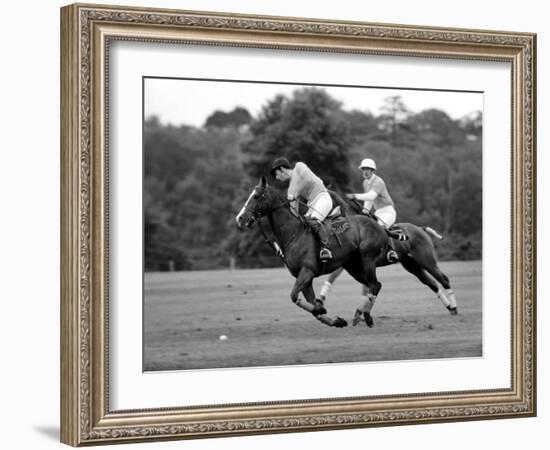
[{"xmin": 144, "ymin": 88, "xmax": 482, "ymax": 271}]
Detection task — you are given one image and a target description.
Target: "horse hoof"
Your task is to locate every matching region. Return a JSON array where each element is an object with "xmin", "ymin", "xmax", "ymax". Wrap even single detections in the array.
[
  {"xmin": 312, "ymin": 299, "xmax": 327, "ymax": 316},
  {"xmin": 333, "ymin": 317, "xmax": 348, "ymax": 328},
  {"xmin": 365, "ymin": 313, "xmax": 374, "ymax": 328},
  {"xmin": 447, "ymin": 306, "xmax": 458, "ymax": 315}
]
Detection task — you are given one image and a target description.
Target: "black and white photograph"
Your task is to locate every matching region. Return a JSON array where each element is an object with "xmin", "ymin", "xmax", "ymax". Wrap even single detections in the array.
[
  {"xmin": 1, "ymin": 0, "xmax": 537, "ymax": 447},
  {"xmin": 143, "ymin": 78, "xmax": 483, "ymax": 372}
]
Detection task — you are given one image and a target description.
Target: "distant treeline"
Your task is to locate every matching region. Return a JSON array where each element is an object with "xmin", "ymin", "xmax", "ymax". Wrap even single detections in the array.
[{"xmin": 144, "ymin": 89, "xmax": 482, "ymax": 271}]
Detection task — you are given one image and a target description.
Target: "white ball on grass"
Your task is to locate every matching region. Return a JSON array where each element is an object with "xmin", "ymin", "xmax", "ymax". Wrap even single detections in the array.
[{"xmin": 219, "ymin": 335, "xmax": 228, "ymax": 341}]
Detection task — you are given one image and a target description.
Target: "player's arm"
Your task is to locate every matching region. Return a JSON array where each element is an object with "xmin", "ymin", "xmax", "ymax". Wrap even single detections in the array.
[
  {"xmin": 287, "ymin": 194, "xmax": 299, "ymax": 216},
  {"xmin": 351, "ymin": 190, "xmax": 378, "ymax": 201},
  {"xmin": 352, "ymin": 178, "xmax": 383, "ymax": 201}
]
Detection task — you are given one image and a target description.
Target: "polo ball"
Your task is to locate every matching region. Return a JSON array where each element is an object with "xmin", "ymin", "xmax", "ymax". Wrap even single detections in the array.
[{"xmin": 219, "ymin": 335, "xmax": 228, "ymax": 341}]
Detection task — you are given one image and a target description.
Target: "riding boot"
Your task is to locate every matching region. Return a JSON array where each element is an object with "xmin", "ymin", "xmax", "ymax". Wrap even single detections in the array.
[{"xmin": 307, "ymin": 219, "xmax": 333, "ymax": 261}]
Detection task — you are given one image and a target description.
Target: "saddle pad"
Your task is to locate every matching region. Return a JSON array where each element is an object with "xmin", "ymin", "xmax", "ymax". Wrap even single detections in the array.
[
  {"xmin": 327, "ymin": 205, "xmax": 342, "ymax": 218},
  {"xmin": 329, "ymin": 216, "xmax": 349, "ymax": 235}
]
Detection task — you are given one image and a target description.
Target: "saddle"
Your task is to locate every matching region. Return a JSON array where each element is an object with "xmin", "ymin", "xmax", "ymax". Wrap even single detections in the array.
[
  {"xmin": 303, "ymin": 206, "xmax": 349, "ymax": 243},
  {"xmin": 326, "ymin": 206, "xmax": 349, "ymax": 236}
]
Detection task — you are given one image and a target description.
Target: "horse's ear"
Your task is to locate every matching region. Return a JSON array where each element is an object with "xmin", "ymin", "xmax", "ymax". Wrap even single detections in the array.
[{"xmin": 260, "ymin": 175, "xmax": 267, "ymax": 186}]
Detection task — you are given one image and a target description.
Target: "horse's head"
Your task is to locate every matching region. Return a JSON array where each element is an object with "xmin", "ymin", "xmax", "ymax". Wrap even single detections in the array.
[{"xmin": 235, "ymin": 176, "xmax": 275, "ymax": 229}]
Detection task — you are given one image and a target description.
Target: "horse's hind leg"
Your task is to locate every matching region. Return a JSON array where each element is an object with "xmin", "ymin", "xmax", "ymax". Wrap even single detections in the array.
[
  {"xmin": 412, "ymin": 246, "xmax": 458, "ymax": 314},
  {"xmin": 400, "ymin": 256, "xmax": 454, "ymax": 312},
  {"xmin": 357, "ymin": 258, "xmax": 382, "ymax": 327},
  {"xmin": 424, "ymin": 264, "xmax": 457, "ymax": 313},
  {"xmin": 344, "ymin": 257, "xmax": 381, "ymax": 328}
]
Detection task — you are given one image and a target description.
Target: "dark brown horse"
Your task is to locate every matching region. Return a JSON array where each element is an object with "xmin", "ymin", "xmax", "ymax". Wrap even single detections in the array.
[
  {"xmin": 236, "ymin": 176, "xmax": 389, "ymax": 328},
  {"xmin": 320, "ymin": 198, "xmax": 458, "ymax": 317}
]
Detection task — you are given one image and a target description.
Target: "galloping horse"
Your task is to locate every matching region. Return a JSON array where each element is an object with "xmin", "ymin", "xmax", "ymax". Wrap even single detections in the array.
[
  {"xmin": 321, "ymin": 198, "xmax": 458, "ymax": 316},
  {"xmin": 235, "ymin": 176, "xmax": 389, "ymax": 328}
]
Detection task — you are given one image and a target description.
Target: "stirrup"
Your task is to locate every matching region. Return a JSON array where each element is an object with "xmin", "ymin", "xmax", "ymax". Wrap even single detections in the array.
[
  {"xmin": 387, "ymin": 249, "xmax": 399, "ymax": 263},
  {"xmin": 320, "ymin": 248, "xmax": 333, "ymax": 261}
]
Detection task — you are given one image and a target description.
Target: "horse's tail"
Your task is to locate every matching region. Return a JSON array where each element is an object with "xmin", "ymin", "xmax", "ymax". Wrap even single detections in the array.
[{"xmin": 422, "ymin": 226, "xmax": 443, "ymax": 240}]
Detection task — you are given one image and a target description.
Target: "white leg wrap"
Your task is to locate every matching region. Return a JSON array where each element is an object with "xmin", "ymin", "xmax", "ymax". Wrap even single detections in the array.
[
  {"xmin": 359, "ymin": 294, "xmax": 376, "ymax": 314},
  {"xmin": 447, "ymin": 289, "xmax": 457, "ymax": 308},
  {"xmin": 319, "ymin": 280, "xmax": 332, "ymax": 299},
  {"xmin": 437, "ymin": 288, "xmax": 451, "ymax": 307}
]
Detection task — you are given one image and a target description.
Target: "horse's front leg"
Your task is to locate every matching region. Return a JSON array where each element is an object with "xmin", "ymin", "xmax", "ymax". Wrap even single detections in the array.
[
  {"xmin": 301, "ymin": 284, "xmax": 327, "ymax": 316},
  {"xmin": 291, "ymin": 267, "xmax": 347, "ymax": 328},
  {"xmin": 290, "ymin": 267, "xmax": 316, "ymax": 312}
]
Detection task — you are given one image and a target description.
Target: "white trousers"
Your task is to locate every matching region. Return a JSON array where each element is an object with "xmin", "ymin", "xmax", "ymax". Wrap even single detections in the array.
[
  {"xmin": 374, "ymin": 205, "xmax": 396, "ymax": 228},
  {"xmin": 305, "ymin": 191, "xmax": 333, "ymax": 221}
]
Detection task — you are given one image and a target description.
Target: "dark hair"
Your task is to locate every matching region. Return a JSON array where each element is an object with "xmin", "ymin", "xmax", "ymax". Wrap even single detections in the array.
[{"xmin": 270, "ymin": 157, "xmax": 291, "ymax": 176}]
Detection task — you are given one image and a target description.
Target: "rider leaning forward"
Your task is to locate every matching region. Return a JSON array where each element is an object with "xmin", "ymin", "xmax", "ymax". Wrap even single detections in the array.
[
  {"xmin": 345, "ymin": 158, "xmax": 399, "ymax": 263},
  {"xmin": 270, "ymin": 158, "xmax": 334, "ymax": 262},
  {"xmin": 270, "ymin": 156, "xmax": 400, "ymax": 264}
]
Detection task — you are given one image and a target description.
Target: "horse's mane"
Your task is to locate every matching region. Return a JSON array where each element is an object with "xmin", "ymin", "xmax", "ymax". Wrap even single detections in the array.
[{"xmin": 327, "ymin": 189, "xmax": 363, "ymax": 216}]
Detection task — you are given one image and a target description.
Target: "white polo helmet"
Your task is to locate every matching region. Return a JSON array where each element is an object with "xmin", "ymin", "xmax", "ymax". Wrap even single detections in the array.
[{"xmin": 358, "ymin": 158, "xmax": 377, "ymax": 170}]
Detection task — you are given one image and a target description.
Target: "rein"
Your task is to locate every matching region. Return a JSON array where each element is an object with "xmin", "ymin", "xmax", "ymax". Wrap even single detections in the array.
[
  {"xmin": 242, "ymin": 192, "xmax": 289, "ymax": 222},
  {"xmin": 251, "ymin": 194, "xmax": 298, "ymax": 265},
  {"xmin": 257, "ymin": 219, "xmax": 286, "ymax": 263}
]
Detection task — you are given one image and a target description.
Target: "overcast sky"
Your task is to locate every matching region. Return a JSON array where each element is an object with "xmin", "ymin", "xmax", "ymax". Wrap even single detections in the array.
[{"xmin": 144, "ymin": 77, "xmax": 483, "ymax": 128}]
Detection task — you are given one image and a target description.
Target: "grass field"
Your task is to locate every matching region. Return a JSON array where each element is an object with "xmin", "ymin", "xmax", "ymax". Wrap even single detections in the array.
[{"xmin": 143, "ymin": 260, "xmax": 482, "ymax": 371}]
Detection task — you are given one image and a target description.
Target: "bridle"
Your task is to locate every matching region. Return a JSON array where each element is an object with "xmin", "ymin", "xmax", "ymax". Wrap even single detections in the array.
[
  {"xmin": 241, "ymin": 188, "xmax": 289, "ymax": 225},
  {"xmin": 241, "ymin": 188, "xmax": 292, "ymax": 263}
]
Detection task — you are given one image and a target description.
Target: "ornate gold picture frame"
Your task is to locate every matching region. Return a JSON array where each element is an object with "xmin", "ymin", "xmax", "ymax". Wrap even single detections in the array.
[{"xmin": 60, "ymin": 3, "xmax": 536, "ymax": 446}]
